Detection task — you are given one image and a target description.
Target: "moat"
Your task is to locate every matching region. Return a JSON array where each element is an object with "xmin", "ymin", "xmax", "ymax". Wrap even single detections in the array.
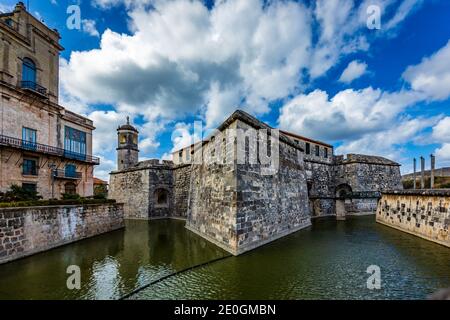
[{"xmin": 0, "ymin": 216, "xmax": 449, "ymax": 300}]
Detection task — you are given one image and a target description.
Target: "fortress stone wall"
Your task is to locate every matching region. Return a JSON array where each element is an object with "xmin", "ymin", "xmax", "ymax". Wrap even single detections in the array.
[
  {"xmin": 186, "ymin": 116, "xmax": 311, "ymax": 255},
  {"xmin": 377, "ymin": 190, "xmax": 450, "ymax": 247},
  {"xmin": 109, "ymin": 110, "xmax": 402, "ymax": 255},
  {"xmin": 0, "ymin": 203, "xmax": 124, "ymax": 264}
]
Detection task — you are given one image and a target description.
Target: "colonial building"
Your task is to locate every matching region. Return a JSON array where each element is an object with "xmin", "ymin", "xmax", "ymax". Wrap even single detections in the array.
[
  {"xmin": 109, "ymin": 109, "xmax": 402, "ymax": 255},
  {"xmin": 0, "ymin": 3, "xmax": 99, "ymax": 199}
]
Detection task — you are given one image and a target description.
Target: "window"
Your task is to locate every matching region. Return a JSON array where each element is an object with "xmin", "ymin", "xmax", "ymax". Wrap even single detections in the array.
[
  {"xmin": 65, "ymin": 164, "xmax": 77, "ymax": 178},
  {"xmin": 23, "ymin": 158, "xmax": 38, "ymax": 176},
  {"xmin": 22, "ymin": 127, "xmax": 37, "ymax": 150},
  {"xmin": 305, "ymin": 142, "xmax": 310, "ymax": 155},
  {"xmin": 64, "ymin": 126, "xmax": 86, "ymax": 160},
  {"xmin": 324, "ymin": 147, "xmax": 328, "ymax": 158},
  {"xmin": 315, "ymin": 145, "xmax": 320, "ymax": 157},
  {"xmin": 22, "ymin": 58, "xmax": 36, "ymax": 84},
  {"xmin": 65, "ymin": 182, "xmax": 77, "ymax": 195},
  {"xmin": 178, "ymin": 151, "xmax": 183, "ymax": 162},
  {"xmin": 5, "ymin": 18, "xmax": 13, "ymax": 27},
  {"xmin": 22, "ymin": 183, "xmax": 37, "ymax": 193}
]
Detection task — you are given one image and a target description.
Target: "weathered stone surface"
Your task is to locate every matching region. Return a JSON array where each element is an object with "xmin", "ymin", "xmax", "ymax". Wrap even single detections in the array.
[
  {"xmin": 186, "ymin": 118, "xmax": 311, "ymax": 255},
  {"xmin": 109, "ymin": 161, "xmax": 191, "ymax": 219},
  {"xmin": 0, "ymin": 203, "xmax": 125, "ymax": 264},
  {"xmin": 377, "ymin": 192, "xmax": 450, "ymax": 247}
]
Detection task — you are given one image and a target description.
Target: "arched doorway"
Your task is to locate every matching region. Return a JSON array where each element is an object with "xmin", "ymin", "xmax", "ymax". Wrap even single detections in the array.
[
  {"xmin": 154, "ymin": 188, "xmax": 169, "ymax": 207},
  {"xmin": 336, "ymin": 184, "xmax": 352, "ymax": 198},
  {"xmin": 335, "ymin": 184, "xmax": 352, "ymax": 220}
]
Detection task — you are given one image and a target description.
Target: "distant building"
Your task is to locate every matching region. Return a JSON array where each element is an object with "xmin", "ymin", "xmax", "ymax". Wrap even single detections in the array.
[
  {"xmin": 93, "ymin": 177, "xmax": 108, "ymax": 197},
  {"xmin": 0, "ymin": 2, "xmax": 99, "ymax": 199}
]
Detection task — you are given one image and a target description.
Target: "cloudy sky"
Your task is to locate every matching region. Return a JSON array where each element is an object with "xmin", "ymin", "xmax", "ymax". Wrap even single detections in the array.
[{"xmin": 3, "ymin": 0, "xmax": 450, "ymax": 180}]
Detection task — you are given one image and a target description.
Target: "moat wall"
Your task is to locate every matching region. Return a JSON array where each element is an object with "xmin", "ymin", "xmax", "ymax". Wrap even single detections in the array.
[
  {"xmin": 377, "ymin": 190, "xmax": 450, "ymax": 247},
  {"xmin": 0, "ymin": 203, "xmax": 125, "ymax": 264}
]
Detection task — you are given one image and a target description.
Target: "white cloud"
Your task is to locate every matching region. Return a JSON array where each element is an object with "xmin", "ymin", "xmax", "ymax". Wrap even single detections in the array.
[
  {"xmin": 339, "ymin": 60, "xmax": 368, "ymax": 83},
  {"xmin": 92, "ymin": 0, "xmax": 152, "ymax": 9},
  {"xmin": 58, "ymin": 0, "xmax": 427, "ymax": 172},
  {"xmin": 278, "ymin": 87, "xmax": 422, "ymax": 142},
  {"xmin": 88, "ymin": 110, "xmax": 129, "ymax": 154},
  {"xmin": 161, "ymin": 152, "xmax": 173, "ymax": 161},
  {"xmin": 432, "ymin": 117, "xmax": 450, "ymax": 143},
  {"xmin": 384, "ymin": 0, "xmax": 423, "ymax": 31},
  {"xmin": 62, "ymin": 0, "xmax": 313, "ymax": 128},
  {"xmin": 336, "ymin": 116, "xmax": 438, "ymax": 159},
  {"xmin": 94, "ymin": 156, "xmax": 116, "ymax": 181},
  {"xmin": 435, "ymin": 144, "xmax": 450, "ymax": 162},
  {"xmin": 82, "ymin": 19, "xmax": 100, "ymax": 37},
  {"xmin": 62, "ymin": 0, "xmax": 423, "ymax": 131},
  {"xmin": 170, "ymin": 122, "xmax": 202, "ymax": 152},
  {"xmin": 432, "ymin": 117, "xmax": 450, "ymax": 164},
  {"xmin": 0, "ymin": 4, "xmax": 12, "ymax": 13},
  {"xmin": 403, "ymin": 40, "xmax": 450, "ymax": 101}
]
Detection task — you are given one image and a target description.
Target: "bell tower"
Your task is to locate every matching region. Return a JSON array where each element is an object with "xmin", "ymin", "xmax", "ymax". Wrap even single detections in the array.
[{"xmin": 117, "ymin": 116, "xmax": 139, "ymax": 170}]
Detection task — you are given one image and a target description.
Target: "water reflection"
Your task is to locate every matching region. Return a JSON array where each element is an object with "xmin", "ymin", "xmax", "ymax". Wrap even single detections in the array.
[
  {"xmin": 131, "ymin": 216, "xmax": 450, "ymax": 300},
  {"xmin": 0, "ymin": 217, "xmax": 449, "ymax": 300},
  {"xmin": 0, "ymin": 219, "xmax": 226, "ymax": 300}
]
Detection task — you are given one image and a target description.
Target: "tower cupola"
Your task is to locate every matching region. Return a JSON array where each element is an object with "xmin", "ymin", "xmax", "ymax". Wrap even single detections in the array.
[{"xmin": 117, "ymin": 116, "xmax": 139, "ymax": 170}]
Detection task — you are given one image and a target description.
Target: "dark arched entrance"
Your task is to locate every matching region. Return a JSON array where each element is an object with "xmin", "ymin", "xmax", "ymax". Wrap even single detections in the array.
[{"xmin": 335, "ymin": 184, "xmax": 353, "ymax": 220}]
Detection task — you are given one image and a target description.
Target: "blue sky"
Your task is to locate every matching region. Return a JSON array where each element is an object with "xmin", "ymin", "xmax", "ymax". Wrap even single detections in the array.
[{"xmin": 2, "ymin": 0, "xmax": 450, "ymax": 180}]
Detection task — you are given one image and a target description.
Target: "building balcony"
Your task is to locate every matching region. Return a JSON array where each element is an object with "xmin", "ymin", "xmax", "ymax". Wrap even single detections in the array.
[
  {"xmin": 0, "ymin": 134, "xmax": 100, "ymax": 165},
  {"xmin": 52, "ymin": 169, "xmax": 82, "ymax": 180},
  {"xmin": 20, "ymin": 81, "xmax": 47, "ymax": 96}
]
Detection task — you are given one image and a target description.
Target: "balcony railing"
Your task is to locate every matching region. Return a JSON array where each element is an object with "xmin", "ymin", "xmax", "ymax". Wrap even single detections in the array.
[
  {"xmin": 21, "ymin": 81, "xmax": 47, "ymax": 96},
  {"xmin": 53, "ymin": 169, "xmax": 82, "ymax": 180},
  {"xmin": 0, "ymin": 134, "xmax": 100, "ymax": 165}
]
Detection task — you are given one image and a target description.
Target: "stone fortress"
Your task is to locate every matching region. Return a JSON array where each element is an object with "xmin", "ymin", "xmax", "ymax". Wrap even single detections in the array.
[{"xmin": 109, "ymin": 110, "xmax": 403, "ymax": 255}]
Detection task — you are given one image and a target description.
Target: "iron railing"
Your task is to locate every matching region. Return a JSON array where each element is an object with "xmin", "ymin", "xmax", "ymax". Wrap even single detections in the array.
[
  {"xmin": 53, "ymin": 169, "xmax": 82, "ymax": 179},
  {"xmin": 0, "ymin": 134, "xmax": 100, "ymax": 165},
  {"xmin": 21, "ymin": 81, "xmax": 47, "ymax": 96}
]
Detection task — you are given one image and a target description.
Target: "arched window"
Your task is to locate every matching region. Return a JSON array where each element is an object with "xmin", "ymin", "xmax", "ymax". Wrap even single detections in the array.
[{"xmin": 22, "ymin": 58, "xmax": 36, "ymax": 84}]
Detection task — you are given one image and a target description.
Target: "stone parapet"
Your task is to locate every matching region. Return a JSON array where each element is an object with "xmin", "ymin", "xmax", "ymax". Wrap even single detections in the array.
[
  {"xmin": 0, "ymin": 202, "xmax": 125, "ymax": 264},
  {"xmin": 376, "ymin": 192, "xmax": 450, "ymax": 247}
]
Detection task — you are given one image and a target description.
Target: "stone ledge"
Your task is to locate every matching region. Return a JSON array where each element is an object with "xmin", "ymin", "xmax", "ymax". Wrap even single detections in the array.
[
  {"xmin": 382, "ymin": 189, "xmax": 450, "ymax": 196},
  {"xmin": 0, "ymin": 224, "xmax": 124, "ymax": 265},
  {"xmin": 0, "ymin": 202, "xmax": 123, "ymax": 211}
]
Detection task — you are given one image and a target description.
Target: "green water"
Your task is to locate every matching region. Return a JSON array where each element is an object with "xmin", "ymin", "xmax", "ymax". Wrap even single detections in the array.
[{"xmin": 0, "ymin": 216, "xmax": 449, "ymax": 300}]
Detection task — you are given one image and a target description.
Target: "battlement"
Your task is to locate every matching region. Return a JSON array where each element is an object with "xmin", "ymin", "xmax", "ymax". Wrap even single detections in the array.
[{"xmin": 334, "ymin": 154, "xmax": 400, "ymax": 166}]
